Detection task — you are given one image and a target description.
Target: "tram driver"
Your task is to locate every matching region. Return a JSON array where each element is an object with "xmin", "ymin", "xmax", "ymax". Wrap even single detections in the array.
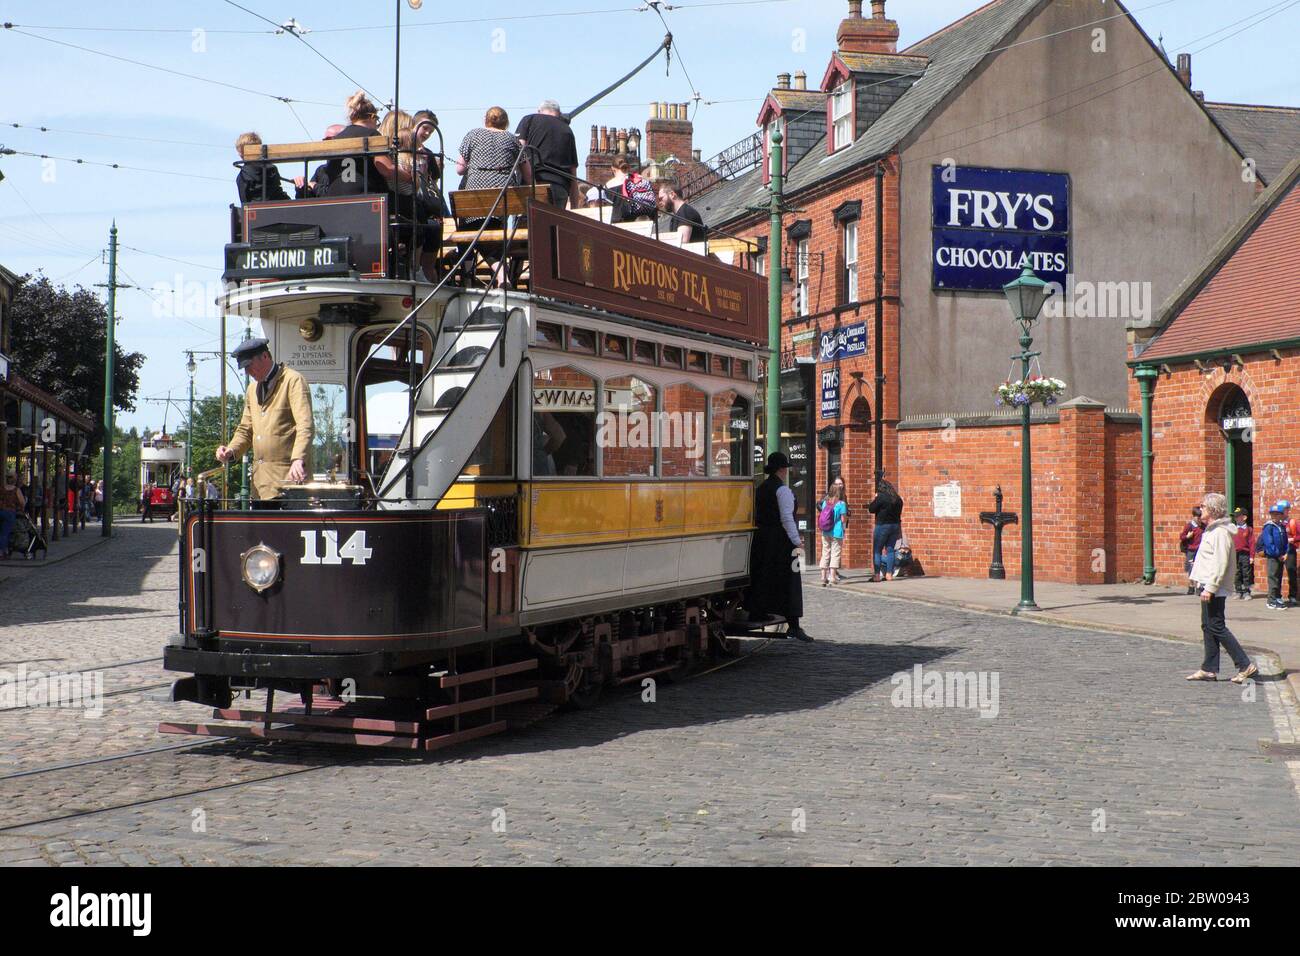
[{"xmin": 216, "ymin": 337, "xmax": 314, "ymax": 502}]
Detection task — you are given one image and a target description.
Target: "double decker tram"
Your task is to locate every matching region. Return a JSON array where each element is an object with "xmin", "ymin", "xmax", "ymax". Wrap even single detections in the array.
[{"xmin": 162, "ymin": 135, "xmax": 770, "ymax": 750}]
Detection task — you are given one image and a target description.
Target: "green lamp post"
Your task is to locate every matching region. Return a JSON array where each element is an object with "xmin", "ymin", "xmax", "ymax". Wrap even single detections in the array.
[{"xmin": 1002, "ymin": 266, "xmax": 1051, "ymax": 612}]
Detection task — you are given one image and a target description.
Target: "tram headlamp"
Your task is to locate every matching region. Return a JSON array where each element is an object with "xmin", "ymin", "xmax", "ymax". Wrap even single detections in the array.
[{"xmin": 240, "ymin": 544, "xmax": 282, "ymax": 593}]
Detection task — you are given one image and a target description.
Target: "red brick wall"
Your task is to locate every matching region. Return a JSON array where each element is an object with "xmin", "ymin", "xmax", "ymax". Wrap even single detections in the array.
[
  {"xmin": 891, "ymin": 408, "xmax": 1143, "ymax": 584},
  {"xmin": 1138, "ymin": 355, "xmax": 1300, "ymax": 589}
]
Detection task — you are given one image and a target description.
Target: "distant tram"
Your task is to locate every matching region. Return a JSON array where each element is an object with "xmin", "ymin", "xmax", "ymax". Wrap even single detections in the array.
[
  {"xmin": 162, "ymin": 134, "xmax": 768, "ymax": 750},
  {"xmin": 140, "ymin": 434, "xmax": 185, "ymax": 513}
]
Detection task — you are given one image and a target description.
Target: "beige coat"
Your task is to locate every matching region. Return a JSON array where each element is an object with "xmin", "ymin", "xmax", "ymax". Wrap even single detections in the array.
[
  {"xmin": 226, "ymin": 365, "xmax": 314, "ymax": 500},
  {"xmin": 1190, "ymin": 517, "xmax": 1236, "ymax": 598}
]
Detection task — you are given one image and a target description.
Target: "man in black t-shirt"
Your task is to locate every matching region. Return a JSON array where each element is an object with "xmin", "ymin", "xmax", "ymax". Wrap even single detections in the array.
[
  {"xmin": 516, "ymin": 100, "xmax": 578, "ymax": 208},
  {"xmin": 656, "ymin": 182, "xmax": 707, "ymax": 244}
]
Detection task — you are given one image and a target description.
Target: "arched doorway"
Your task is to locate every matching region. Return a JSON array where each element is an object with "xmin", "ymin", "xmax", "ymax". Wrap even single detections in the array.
[{"xmin": 1217, "ymin": 386, "xmax": 1253, "ymax": 518}]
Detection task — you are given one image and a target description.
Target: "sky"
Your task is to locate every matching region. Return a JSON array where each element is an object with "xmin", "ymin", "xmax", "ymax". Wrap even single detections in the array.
[{"xmin": 1, "ymin": 0, "xmax": 1297, "ymax": 434}]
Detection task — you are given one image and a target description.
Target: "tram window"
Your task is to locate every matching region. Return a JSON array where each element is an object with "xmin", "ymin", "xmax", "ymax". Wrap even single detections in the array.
[
  {"xmin": 532, "ymin": 366, "xmax": 597, "ymax": 477},
  {"xmin": 600, "ymin": 376, "xmax": 656, "ymax": 478},
  {"xmin": 734, "ymin": 359, "xmax": 752, "ymax": 380},
  {"xmin": 661, "ymin": 345, "xmax": 684, "ymax": 369},
  {"xmin": 567, "ymin": 328, "xmax": 597, "ymax": 355},
  {"xmin": 634, "ymin": 340, "xmax": 657, "ymax": 365},
  {"xmin": 462, "ymin": 384, "xmax": 515, "ymax": 478},
  {"xmin": 602, "ymin": 334, "xmax": 629, "ymax": 360},
  {"xmin": 710, "ymin": 390, "xmax": 751, "ymax": 477},
  {"xmin": 687, "ymin": 350, "xmax": 708, "ymax": 373},
  {"xmin": 710, "ymin": 354, "xmax": 732, "ymax": 377},
  {"xmin": 661, "ymin": 383, "xmax": 708, "ymax": 478},
  {"xmin": 535, "ymin": 321, "xmax": 564, "ymax": 349},
  {"xmin": 310, "ymin": 383, "xmax": 348, "ymax": 478}
]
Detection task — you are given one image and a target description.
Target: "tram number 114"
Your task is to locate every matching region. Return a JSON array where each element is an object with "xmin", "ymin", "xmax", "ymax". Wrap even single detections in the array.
[{"xmin": 300, "ymin": 530, "xmax": 374, "ymax": 566}]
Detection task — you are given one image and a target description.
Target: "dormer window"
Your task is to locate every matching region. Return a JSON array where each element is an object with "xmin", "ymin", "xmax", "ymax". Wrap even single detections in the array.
[
  {"xmin": 831, "ymin": 80, "xmax": 853, "ymax": 150},
  {"xmin": 762, "ymin": 117, "xmax": 785, "ymax": 184}
]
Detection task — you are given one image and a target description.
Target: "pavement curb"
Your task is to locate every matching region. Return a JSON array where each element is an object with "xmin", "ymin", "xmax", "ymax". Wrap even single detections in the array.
[
  {"xmin": 0, "ymin": 532, "xmax": 112, "ymax": 585},
  {"xmin": 836, "ymin": 581, "xmax": 1300, "ymax": 702}
]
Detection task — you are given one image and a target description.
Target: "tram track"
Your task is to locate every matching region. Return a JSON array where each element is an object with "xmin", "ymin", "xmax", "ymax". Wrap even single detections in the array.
[{"xmin": 0, "ymin": 640, "xmax": 777, "ymax": 834}]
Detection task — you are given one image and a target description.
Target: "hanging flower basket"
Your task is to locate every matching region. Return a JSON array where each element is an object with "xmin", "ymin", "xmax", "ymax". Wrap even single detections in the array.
[{"xmin": 995, "ymin": 375, "xmax": 1067, "ymax": 407}]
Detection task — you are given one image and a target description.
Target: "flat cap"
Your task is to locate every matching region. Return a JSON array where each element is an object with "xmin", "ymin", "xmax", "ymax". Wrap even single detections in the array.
[{"xmin": 232, "ymin": 336, "xmax": 270, "ymax": 368}]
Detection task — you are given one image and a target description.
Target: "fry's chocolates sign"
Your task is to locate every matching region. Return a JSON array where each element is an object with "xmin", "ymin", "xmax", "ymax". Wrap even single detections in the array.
[{"xmin": 932, "ymin": 165, "xmax": 1070, "ymax": 292}]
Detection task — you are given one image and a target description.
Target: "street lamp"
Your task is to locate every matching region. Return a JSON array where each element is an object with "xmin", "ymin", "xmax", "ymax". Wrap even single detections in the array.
[
  {"xmin": 185, "ymin": 351, "xmax": 196, "ymax": 479},
  {"xmin": 1001, "ymin": 266, "xmax": 1051, "ymax": 612}
]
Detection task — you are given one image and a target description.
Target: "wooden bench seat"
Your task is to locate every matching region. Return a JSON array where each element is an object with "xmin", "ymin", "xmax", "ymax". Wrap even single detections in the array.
[
  {"xmin": 239, "ymin": 138, "xmax": 393, "ymax": 163},
  {"xmin": 448, "ymin": 185, "xmax": 550, "ymax": 227}
]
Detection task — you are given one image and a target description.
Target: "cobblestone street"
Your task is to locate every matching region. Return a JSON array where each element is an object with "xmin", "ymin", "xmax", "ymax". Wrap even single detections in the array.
[{"xmin": 1, "ymin": 522, "xmax": 1298, "ymax": 866}]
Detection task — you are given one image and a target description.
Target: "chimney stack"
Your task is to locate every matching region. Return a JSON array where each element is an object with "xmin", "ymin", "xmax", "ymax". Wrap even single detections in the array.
[
  {"xmin": 1176, "ymin": 53, "xmax": 1192, "ymax": 88},
  {"xmin": 645, "ymin": 98, "xmax": 695, "ymax": 172},
  {"xmin": 838, "ymin": 0, "xmax": 898, "ymax": 55},
  {"xmin": 793, "ymin": 70, "xmax": 807, "ymax": 90}
]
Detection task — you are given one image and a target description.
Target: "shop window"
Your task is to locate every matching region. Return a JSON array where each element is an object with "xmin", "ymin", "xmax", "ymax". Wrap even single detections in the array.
[
  {"xmin": 711, "ymin": 390, "xmax": 751, "ymax": 477},
  {"xmin": 532, "ymin": 366, "xmax": 597, "ymax": 477},
  {"xmin": 661, "ymin": 383, "xmax": 708, "ymax": 478},
  {"xmin": 600, "ymin": 375, "xmax": 657, "ymax": 478},
  {"xmin": 794, "ymin": 238, "xmax": 810, "ymax": 317},
  {"xmin": 843, "ymin": 220, "xmax": 859, "ymax": 304}
]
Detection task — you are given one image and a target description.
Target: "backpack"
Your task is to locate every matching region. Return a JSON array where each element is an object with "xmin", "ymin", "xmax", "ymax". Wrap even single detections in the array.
[
  {"xmin": 817, "ymin": 500, "xmax": 837, "ymax": 533},
  {"xmin": 622, "ymin": 173, "xmax": 656, "ymax": 213}
]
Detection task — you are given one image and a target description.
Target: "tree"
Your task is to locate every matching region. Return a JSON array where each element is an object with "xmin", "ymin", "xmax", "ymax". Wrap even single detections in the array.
[
  {"xmin": 9, "ymin": 273, "xmax": 145, "ymax": 458},
  {"xmin": 90, "ymin": 424, "xmax": 140, "ymax": 514},
  {"xmin": 180, "ymin": 393, "xmax": 246, "ymax": 497}
]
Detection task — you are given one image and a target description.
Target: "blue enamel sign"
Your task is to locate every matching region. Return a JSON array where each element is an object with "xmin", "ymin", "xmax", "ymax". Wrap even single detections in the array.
[{"xmin": 932, "ymin": 165, "xmax": 1070, "ymax": 292}]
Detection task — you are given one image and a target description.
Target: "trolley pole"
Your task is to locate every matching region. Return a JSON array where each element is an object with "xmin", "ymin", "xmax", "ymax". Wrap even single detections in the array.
[
  {"xmin": 239, "ymin": 319, "xmax": 251, "ymax": 511},
  {"xmin": 764, "ymin": 129, "xmax": 784, "ymax": 462},
  {"xmin": 101, "ymin": 223, "xmax": 118, "ymax": 538}
]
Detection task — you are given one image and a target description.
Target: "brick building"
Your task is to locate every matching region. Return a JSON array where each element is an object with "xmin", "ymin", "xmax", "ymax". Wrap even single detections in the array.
[
  {"xmin": 687, "ymin": 0, "xmax": 1296, "ymax": 582},
  {"xmin": 1129, "ymin": 155, "xmax": 1300, "ymax": 589}
]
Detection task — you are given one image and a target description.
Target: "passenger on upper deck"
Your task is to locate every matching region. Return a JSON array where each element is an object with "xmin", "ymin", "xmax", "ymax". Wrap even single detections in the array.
[
  {"xmin": 515, "ymin": 99, "xmax": 578, "ymax": 209},
  {"xmin": 320, "ymin": 91, "xmax": 387, "ymax": 197},
  {"xmin": 605, "ymin": 156, "xmax": 656, "ymax": 225},
  {"xmin": 656, "ymin": 181, "xmax": 707, "ymax": 245},
  {"xmin": 293, "ymin": 124, "xmax": 345, "ymax": 198},
  {"xmin": 456, "ymin": 107, "xmax": 525, "ymax": 196},
  {"xmin": 235, "ymin": 132, "xmax": 290, "ymax": 204}
]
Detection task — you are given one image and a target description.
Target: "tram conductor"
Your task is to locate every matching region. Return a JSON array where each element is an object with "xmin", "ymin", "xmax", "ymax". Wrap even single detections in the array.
[
  {"xmin": 748, "ymin": 452, "xmax": 813, "ymax": 642},
  {"xmin": 215, "ymin": 337, "xmax": 314, "ymax": 500}
]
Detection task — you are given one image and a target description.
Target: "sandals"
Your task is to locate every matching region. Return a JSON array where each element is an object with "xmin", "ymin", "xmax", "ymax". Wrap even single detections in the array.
[
  {"xmin": 1185, "ymin": 670, "xmax": 1218, "ymax": 681},
  {"xmin": 1230, "ymin": 663, "xmax": 1259, "ymax": 684}
]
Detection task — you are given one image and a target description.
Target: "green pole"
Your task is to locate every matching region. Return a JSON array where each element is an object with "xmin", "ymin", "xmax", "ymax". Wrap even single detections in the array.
[
  {"xmin": 101, "ymin": 222, "xmax": 118, "ymax": 538},
  {"xmin": 1135, "ymin": 364, "xmax": 1157, "ymax": 584},
  {"xmin": 765, "ymin": 129, "xmax": 784, "ymax": 463},
  {"xmin": 1017, "ymin": 326, "xmax": 1038, "ymax": 611}
]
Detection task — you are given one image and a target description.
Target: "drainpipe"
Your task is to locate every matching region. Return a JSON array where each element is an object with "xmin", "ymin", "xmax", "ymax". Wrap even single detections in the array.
[
  {"xmin": 873, "ymin": 161, "xmax": 885, "ymax": 486},
  {"xmin": 765, "ymin": 129, "xmax": 784, "ymax": 461},
  {"xmin": 1135, "ymin": 364, "xmax": 1158, "ymax": 584}
]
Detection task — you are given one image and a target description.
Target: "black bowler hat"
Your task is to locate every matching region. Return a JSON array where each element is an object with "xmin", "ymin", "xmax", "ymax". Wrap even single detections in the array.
[
  {"xmin": 232, "ymin": 336, "xmax": 270, "ymax": 369},
  {"xmin": 764, "ymin": 451, "xmax": 791, "ymax": 474}
]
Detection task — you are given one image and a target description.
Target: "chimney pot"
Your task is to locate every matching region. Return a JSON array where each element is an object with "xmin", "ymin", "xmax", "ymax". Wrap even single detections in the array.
[
  {"xmin": 793, "ymin": 70, "xmax": 807, "ymax": 90},
  {"xmin": 848, "ymin": 0, "xmax": 863, "ymax": 17},
  {"xmin": 871, "ymin": 0, "xmax": 886, "ymax": 19},
  {"xmin": 692, "ymin": 148, "xmax": 701, "ymax": 162},
  {"xmin": 777, "ymin": 72, "xmax": 791, "ymax": 89},
  {"xmin": 1176, "ymin": 52, "xmax": 1192, "ymax": 88}
]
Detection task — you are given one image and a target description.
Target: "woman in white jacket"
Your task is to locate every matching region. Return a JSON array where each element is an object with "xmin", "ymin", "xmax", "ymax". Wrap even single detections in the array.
[{"xmin": 1186, "ymin": 493, "xmax": 1259, "ymax": 683}]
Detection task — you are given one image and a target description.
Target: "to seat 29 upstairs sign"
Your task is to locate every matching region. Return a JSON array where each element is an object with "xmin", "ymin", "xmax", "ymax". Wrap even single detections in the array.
[{"xmin": 931, "ymin": 165, "xmax": 1070, "ymax": 292}]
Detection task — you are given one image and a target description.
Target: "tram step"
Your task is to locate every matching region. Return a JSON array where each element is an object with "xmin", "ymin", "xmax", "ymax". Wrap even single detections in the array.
[
  {"xmin": 436, "ymin": 657, "xmax": 538, "ymax": 688},
  {"xmin": 211, "ymin": 708, "xmax": 420, "ymax": 735},
  {"xmin": 158, "ymin": 721, "xmax": 422, "ymax": 749},
  {"xmin": 424, "ymin": 686, "xmax": 538, "ymax": 721}
]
